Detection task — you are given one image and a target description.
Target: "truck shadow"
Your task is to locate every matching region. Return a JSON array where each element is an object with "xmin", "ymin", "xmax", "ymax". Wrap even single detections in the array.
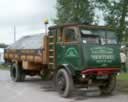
[
  {"xmin": 25, "ymin": 77, "xmax": 116, "ymax": 101},
  {"xmin": 41, "ymin": 81, "xmax": 116, "ymax": 100},
  {"xmin": 71, "ymin": 89, "xmax": 115, "ymax": 101}
]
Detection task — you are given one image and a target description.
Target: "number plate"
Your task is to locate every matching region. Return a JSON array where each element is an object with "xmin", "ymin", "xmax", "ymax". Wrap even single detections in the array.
[{"xmin": 96, "ymin": 75, "xmax": 108, "ymax": 79}]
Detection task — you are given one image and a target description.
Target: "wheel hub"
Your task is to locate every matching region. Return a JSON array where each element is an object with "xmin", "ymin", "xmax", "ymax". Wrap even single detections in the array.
[{"xmin": 57, "ymin": 76, "xmax": 66, "ymax": 91}]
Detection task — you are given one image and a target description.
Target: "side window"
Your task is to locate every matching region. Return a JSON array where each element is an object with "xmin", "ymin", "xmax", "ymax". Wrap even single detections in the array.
[
  {"xmin": 63, "ymin": 28, "xmax": 76, "ymax": 42},
  {"xmin": 57, "ymin": 28, "xmax": 63, "ymax": 42}
]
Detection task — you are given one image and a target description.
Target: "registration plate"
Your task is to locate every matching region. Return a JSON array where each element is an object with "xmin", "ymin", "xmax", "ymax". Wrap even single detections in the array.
[{"xmin": 96, "ymin": 75, "xmax": 108, "ymax": 79}]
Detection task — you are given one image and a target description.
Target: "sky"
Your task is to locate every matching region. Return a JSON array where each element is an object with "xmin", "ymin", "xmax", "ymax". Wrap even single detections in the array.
[
  {"xmin": 0, "ymin": 0, "xmax": 56, "ymax": 44},
  {"xmin": 0, "ymin": 0, "xmax": 106, "ymax": 45}
]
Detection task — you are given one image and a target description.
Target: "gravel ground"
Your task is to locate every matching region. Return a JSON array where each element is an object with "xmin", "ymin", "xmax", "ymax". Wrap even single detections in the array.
[{"xmin": 0, "ymin": 70, "xmax": 128, "ymax": 102}]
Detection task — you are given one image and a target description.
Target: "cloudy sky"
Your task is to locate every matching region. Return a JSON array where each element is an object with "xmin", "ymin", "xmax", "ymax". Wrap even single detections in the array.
[{"xmin": 0, "ymin": 0, "xmax": 56, "ymax": 44}]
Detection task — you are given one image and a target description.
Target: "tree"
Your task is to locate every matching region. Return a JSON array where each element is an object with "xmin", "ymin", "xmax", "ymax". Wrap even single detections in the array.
[
  {"xmin": 0, "ymin": 43, "xmax": 8, "ymax": 48},
  {"xmin": 55, "ymin": 0, "xmax": 94, "ymax": 24},
  {"xmin": 55, "ymin": 0, "xmax": 128, "ymax": 42},
  {"xmin": 94, "ymin": 0, "xmax": 128, "ymax": 42}
]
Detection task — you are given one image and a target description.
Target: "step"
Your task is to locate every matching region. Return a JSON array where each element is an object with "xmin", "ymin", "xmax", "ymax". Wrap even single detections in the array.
[
  {"xmin": 49, "ymin": 56, "xmax": 54, "ymax": 58},
  {"xmin": 49, "ymin": 36, "xmax": 54, "ymax": 39},
  {"xmin": 49, "ymin": 63, "xmax": 54, "ymax": 65},
  {"xmin": 49, "ymin": 49, "xmax": 55, "ymax": 52},
  {"xmin": 49, "ymin": 43, "xmax": 54, "ymax": 45},
  {"xmin": 48, "ymin": 64, "xmax": 55, "ymax": 68}
]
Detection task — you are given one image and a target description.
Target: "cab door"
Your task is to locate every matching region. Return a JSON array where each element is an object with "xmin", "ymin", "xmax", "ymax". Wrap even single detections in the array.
[
  {"xmin": 56, "ymin": 27, "xmax": 82, "ymax": 69},
  {"xmin": 55, "ymin": 27, "xmax": 65, "ymax": 65}
]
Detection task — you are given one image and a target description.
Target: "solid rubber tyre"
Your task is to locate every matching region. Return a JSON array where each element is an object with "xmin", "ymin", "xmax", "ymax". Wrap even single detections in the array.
[
  {"xmin": 55, "ymin": 68, "xmax": 74, "ymax": 98},
  {"xmin": 10, "ymin": 63, "xmax": 25, "ymax": 82}
]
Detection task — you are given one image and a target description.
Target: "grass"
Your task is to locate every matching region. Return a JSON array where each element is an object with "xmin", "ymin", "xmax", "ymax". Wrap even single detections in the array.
[
  {"xmin": 0, "ymin": 64, "xmax": 9, "ymax": 70},
  {"xmin": 117, "ymin": 73, "xmax": 128, "ymax": 80},
  {"xmin": 117, "ymin": 80, "xmax": 128, "ymax": 94},
  {"xmin": 116, "ymin": 73, "xmax": 128, "ymax": 94}
]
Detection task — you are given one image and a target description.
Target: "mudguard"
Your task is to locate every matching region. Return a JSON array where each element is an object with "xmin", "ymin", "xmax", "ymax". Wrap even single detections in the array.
[{"xmin": 57, "ymin": 64, "xmax": 76, "ymax": 76}]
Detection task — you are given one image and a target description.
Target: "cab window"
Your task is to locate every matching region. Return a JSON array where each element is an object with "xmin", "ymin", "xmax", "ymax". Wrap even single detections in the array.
[
  {"xmin": 80, "ymin": 28, "xmax": 118, "ymax": 44},
  {"xmin": 57, "ymin": 28, "xmax": 63, "ymax": 42},
  {"xmin": 63, "ymin": 28, "xmax": 77, "ymax": 42}
]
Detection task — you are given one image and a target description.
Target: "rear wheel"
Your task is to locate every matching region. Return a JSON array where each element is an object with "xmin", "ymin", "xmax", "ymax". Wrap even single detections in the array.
[
  {"xmin": 55, "ymin": 68, "xmax": 74, "ymax": 98},
  {"xmin": 99, "ymin": 75, "xmax": 116, "ymax": 95},
  {"xmin": 10, "ymin": 63, "xmax": 25, "ymax": 82}
]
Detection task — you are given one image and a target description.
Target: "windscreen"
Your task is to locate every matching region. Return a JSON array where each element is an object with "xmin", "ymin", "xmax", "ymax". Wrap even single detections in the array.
[{"xmin": 80, "ymin": 29, "xmax": 118, "ymax": 44}]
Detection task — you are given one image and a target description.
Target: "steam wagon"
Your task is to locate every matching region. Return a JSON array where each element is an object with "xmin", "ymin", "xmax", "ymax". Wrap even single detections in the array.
[{"xmin": 4, "ymin": 24, "xmax": 121, "ymax": 97}]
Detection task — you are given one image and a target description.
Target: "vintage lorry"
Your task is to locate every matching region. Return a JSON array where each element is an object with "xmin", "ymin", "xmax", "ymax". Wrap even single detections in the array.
[{"xmin": 4, "ymin": 24, "xmax": 121, "ymax": 97}]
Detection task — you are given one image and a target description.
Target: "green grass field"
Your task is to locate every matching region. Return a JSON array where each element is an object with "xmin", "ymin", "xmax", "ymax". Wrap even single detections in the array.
[
  {"xmin": 117, "ymin": 73, "xmax": 128, "ymax": 80},
  {"xmin": 0, "ymin": 64, "xmax": 9, "ymax": 70},
  {"xmin": 116, "ymin": 73, "xmax": 128, "ymax": 94}
]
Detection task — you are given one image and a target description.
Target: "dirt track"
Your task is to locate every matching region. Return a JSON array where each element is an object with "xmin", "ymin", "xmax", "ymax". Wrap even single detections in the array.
[{"xmin": 0, "ymin": 70, "xmax": 128, "ymax": 102}]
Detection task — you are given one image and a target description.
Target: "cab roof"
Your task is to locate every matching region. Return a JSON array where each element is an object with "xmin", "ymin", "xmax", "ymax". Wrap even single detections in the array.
[{"xmin": 48, "ymin": 23, "xmax": 113, "ymax": 30}]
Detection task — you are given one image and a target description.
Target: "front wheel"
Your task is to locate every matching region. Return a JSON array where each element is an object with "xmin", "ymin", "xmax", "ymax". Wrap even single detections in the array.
[
  {"xmin": 55, "ymin": 68, "xmax": 74, "ymax": 98},
  {"xmin": 99, "ymin": 75, "xmax": 116, "ymax": 95}
]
